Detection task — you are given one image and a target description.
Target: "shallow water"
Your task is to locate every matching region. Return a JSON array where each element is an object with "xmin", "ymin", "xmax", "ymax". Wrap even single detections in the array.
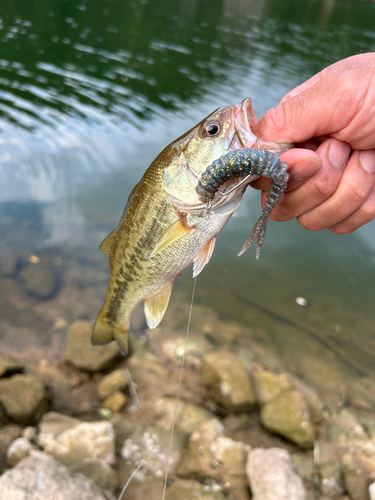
[{"xmin": 0, "ymin": 0, "xmax": 375, "ymax": 409}]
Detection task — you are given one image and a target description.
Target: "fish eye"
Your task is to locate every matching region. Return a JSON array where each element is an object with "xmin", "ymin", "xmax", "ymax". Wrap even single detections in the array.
[{"xmin": 202, "ymin": 120, "xmax": 221, "ymax": 138}]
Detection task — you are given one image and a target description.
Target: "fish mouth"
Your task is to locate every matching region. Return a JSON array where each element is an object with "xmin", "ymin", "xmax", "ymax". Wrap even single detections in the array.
[{"xmin": 230, "ymin": 97, "xmax": 259, "ymax": 151}]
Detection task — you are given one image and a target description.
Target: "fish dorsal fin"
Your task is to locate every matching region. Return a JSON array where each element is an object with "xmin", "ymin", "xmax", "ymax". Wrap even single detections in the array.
[
  {"xmin": 144, "ymin": 283, "xmax": 173, "ymax": 329},
  {"xmin": 193, "ymin": 237, "xmax": 217, "ymax": 278},
  {"xmin": 150, "ymin": 216, "xmax": 195, "ymax": 258},
  {"xmin": 99, "ymin": 229, "xmax": 116, "ymax": 257}
]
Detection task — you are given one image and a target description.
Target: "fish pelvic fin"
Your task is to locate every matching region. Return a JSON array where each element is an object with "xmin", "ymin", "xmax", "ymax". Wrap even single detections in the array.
[
  {"xmin": 144, "ymin": 283, "xmax": 173, "ymax": 329},
  {"xmin": 92, "ymin": 315, "xmax": 129, "ymax": 355},
  {"xmin": 99, "ymin": 229, "xmax": 116, "ymax": 257},
  {"xmin": 193, "ymin": 236, "xmax": 217, "ymax": 277},
  {"xmin": 150, "ymin": 216, "xmax": 195, "ymax": 258}
]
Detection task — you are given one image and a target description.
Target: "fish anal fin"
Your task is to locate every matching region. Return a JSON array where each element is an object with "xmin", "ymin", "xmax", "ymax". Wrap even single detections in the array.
[
  {"xmin": 150, "ymin": 216, "xmax": 195, "ymax": 258},
  {"xmin": 92, "ymin": 315, "xmax": 129, "ymax": 355},
  {"xmin": 99, "ymin": 229, "xmax": 116, "ymax": 257},
  {"xmin": 144, "ymin": 283, "xmax": 173, "ymax": 329},
  {"xmin": 193, "ymin": 237, "xmax": 217, "ymax": 277}
]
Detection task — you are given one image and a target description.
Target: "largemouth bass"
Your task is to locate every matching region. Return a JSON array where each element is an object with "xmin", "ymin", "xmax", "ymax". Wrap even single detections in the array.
[{"xmin": 93, "ymin": 98, "xmax": 290, "ymax": 353}]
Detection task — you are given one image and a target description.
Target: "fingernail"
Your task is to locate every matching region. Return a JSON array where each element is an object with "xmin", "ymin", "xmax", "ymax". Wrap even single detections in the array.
[
  {"xmin": 359, "ymin": 149, "xmax": 375, "ymax": 175},
  {"xmin": 291, "ymin": 157, "xmax": 322, "ymax": 181},
  {"xmin": 328, "ymin": 139, "xmax": 351, "ymax": 170}
]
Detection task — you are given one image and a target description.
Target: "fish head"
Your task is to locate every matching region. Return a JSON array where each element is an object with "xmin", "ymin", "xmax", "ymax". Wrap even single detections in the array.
[{"xmin": 164, "ymin": 97, "xmax": 264, "ymax": 211}]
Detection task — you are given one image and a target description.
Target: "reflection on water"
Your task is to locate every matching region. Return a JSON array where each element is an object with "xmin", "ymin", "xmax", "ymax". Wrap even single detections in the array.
[{"xmin": 0, "ymin": 0, "xmax": 375, "ymax": 411}]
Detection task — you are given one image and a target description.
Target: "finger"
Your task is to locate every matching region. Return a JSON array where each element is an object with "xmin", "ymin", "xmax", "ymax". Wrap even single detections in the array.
[
  {"xmin": 261, "ymin": 139, "xmax": 350, "ymax": 222},
  {"xmin": 280, "ymin": 69, "xmax": 328, "ymax": 103},
  {"xmin": 298, "ymin": 149, "xmax": 375, "ymax": 230},
  {"xmin": 250, "ymin": 149, "xmax": 322, "ymax": 192},
  {"xmin": 329, "ymin": 183, "xmax": 375, "ymax": 234}
]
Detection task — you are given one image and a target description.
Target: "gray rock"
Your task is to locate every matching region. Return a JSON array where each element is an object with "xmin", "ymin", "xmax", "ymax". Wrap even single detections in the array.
[
  {"xmin": 0, "ymin": 254, "xmax": 18, "ymax": 277},
  {"xmin": 201, "ymin": 351, "xmax": 256, "ymax": 413},
  {"xmin": 246, "ymin": 447, "xmax": 306, "ymax": 500},
  {"xmin": 369, "ymin": 481, "xmax": 375, "ymax": 500},
  {"xmin": 70, "ymin": 458, "xmax": 117, "ymax": 492},
  {"xmin": 38, "ymin": 417, "xmax": 115, "ymax": 466},
  {"xmin": 252, "ymin": 367, "xmax": 294, "ymax": 405},
  {"xmin": 0, "ymin": 353, "xmax": 24, "ymax": 377},
  {"xmin": 97, "ymin": 369, "xmax": 127, "ymax": 400},
  {"xmin": 20, "ymin": 263, "xmax": 58, "ymax": 299},
  {"xmin": 319, "ymin": 461, "xmax": 344, "ymax": 497},
  {"xmin": 0, "ymin": 424, "xmax": 22, "ymax": 471},
  {"xmin": 165, "ymin": 479, "xmax": 226, "ymax": 500},
  {"xmin": 0, "ymin": 450, "xmax": 110, "ymax": 500},
  {"xmin": 0, "ymin": 374, "xmax": 47, "ymax": 424},
  {"xmin": 260, "ymin": 390, "xmax": 316, "ymax": 448},
  {"xmin": 6, "ymin": 437, "xmax": 33, "ymax": 467},
  {"xmin": 64, "ymin": 320, "xmax": 121, "ymax": 372},
  {"xmin": 177, "ymin": 418, "xmax": 250, "ymax": 495},
  {"xmin": 343, "ymin": 468, "xmax": 370, "ymax": 500}
]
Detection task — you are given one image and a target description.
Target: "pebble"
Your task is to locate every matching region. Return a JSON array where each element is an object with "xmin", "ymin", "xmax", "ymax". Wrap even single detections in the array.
[
  {"xmin": 201, "ymin": 350, "xmax": 256, "ymax": 413},
  {"xmin": 20, "ymin": 263, "xmax": 58, "ymax": 299},
  {"xmin": 0, "ymin": 450, "xmax": 110, "ymax": 500},
  {"xmin": 260, "ymin": 390, "xmax": 316, "ymax": 448},
  {"xmin": 6, "ymin": 437, "xmax": 33, "ymax": 467},
  {"xmin": 97, "ymin": 369, "xmax": 127, "ymax": 399},
  {"xmin": 0, "ymin": 425, "xmax": 22, "ymax": 471},
  {"xmin": 102, "ymin": 391, "xmax": 127, "ymax": 412},
  {"xmin": 0, "ymin": 374, "xmax": 47, "ymax": 425},
  {"xmin": 343, "ymin": 468, "xmax": 370, "ymax": 500},
  {"xmin": 246, "ymin": 447, "xmax": 306, "ymax": 500},
  {"xmin": 64, "ymin": 320, "xmax": 121, "ymax": 372},
  {"xmin": 252, "ymin": 366, "xmax": 294, "ymax": 405},
  {"xmin": 318, "ymin": 461, "xmax": 344, "ymax": 497}
]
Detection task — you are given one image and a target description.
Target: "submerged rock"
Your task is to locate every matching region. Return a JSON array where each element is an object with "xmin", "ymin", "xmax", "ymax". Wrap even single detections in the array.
[
  {"xmin": 0, "ymin": 425, "xmax": 22, "ymax": 472},
  {"xmin": 6, "ymin": 437, "xmax": 34, "ymax": 467},
  {"xmin": 0, "ymin": 253, "xmax": 18, "ymax": 277},
  {"xmin": 343, "ymin": 468, "xmax": 370, "ymax": 500},
  {"xmin": 319, "ymin": 460, "xmax": 344, "ymax": 497},
  {"xmin": 260, "ymin": 390, "xmax": 316, "ymax": 448},
  {"xmin": 246, "ymin": 447, "xmax": 306, "ymax": 500},
  {"xmin": 201, "ymin": 351, "xmax": 256, "ymax": 413},
  {"xmin": 97, "ymin": 369, "xmax": 127, "ymax": 399},
  {"xmin": 102, "ymin": 391, "xmax": 127, "ymax": 412},
  {"xmin": 369, "ymin": 481, "xmax": 375, "ymax": 500},
  {"xmin": 0, "ymin": 450, "xmax": 110, "ymax": 500},
  {"xmin": 252, "ymin": 366, "xmax": 294, "ymax": 405},
  {"xmin": 154, "ymin": 397, "xmax": 212, "ymax": 434},
  {"xmin": 165, "ymin": 479, "xmax": 226, "ymax": 500},
  {"xmin": 0, "ymin": 374, "xmax": 47, "ymax": 425},
  {"xmin": 20, "ymin": 263, "xmax": 58, "ymax": 299},
  {"xmin": 65, "ymin": 320, "xmax": 121, "ymax": 372},
  {"xmin": 0, "ymin": 353, "xmax": 24, "ymax": 378}
]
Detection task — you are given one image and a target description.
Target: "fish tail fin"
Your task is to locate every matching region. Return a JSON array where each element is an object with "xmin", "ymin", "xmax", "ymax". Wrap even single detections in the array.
[{"xmin": 92, "ymin": 313, "xmax": 129, "ymax": 355}]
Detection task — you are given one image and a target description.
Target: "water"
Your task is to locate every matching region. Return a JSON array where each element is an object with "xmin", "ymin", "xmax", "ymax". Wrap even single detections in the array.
[{"xmin": 0, "ymin": 0, "xmax": 375, "ymax": 409}]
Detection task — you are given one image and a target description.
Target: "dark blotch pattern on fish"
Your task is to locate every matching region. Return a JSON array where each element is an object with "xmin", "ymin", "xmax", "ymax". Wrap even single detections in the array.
[{"xmin": 196, "ymin": 148, "xmax": 290, "ymax": 258}]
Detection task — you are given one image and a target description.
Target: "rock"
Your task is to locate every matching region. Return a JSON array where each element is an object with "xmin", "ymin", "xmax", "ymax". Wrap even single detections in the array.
[
  {"xmin": 0, "ymin": 450, "xmax": 110, "ymax": 500},
  {"xmin": 154, "ymin": 397, "xmax": 212, "ymax": 434},
  {"xmin": 290, "ymin": 452, "xmax": 314, "ymax": 484},
  {"xmin": 0, "ymin": 353, "xmax": 24, "ymax": 377},
  {"xmin": 65, "ymin": 320, "xmax": 121, "ymax": 372},
  {"xmin": 177, "ymin": 418, "xmax": 250, "ymax": 496},
  {"xmin": 0, "ymin": 254, "xmax": 18, "ymax": 277},
  {"xmin": 369, "ymin": 481, "xmax": 375, "ymax": 500},
  {"xmin": 6, "ymin": 437, "xmax": 33, "ymax": 467},
  {"xmin": 70, "ymin": 458, "xmax": 117, "ymax": 492},
  {"xmin": 97, "ymin": 369, "xmax": 127, "ymax": 399},
  {"xmin": 102, "ymin": 391, "xmax": 127, "ymax": 412},
  {"xmin": 0, "ymin": 404, "xmax": 7, "ymax": 427},
  {"xmin": 120, "ymin": 424, "xmax": 187, "ymax": 477},
  {"xmin": 0, "ymin": 374, "xmax": 47, "ymax": 424},
  {"xmin": 20, "ymin": 263, "xmax": 58, "ymax": 299},
  {"xmin": 328, "ymin": 409, "xmax": 368, "ymax": 447},
  {"xmin": 0, "ymin": 425, "xmax": 22, "ymax": 472},
  {"xmin": 246, "ymin": 447, "xmax": 306, "ymax": 500},
  {"xmin": 319, "ymin": 461, "xmax": 344, "ymax": 497},
  {"xmin": 165, "ymin": 478, "xmax": 226, "ymax": 500},
  {"xmin": 38, "ymin": 414, "xmax": 115, "ymax": 467},
  {"xmin": 292, "ymin": 377, "xmax": 325, "ymax": 424},
  {"xmin": 343, "ymin": 468, "xmax": 370, "ymax": 500},
  {"xmin": 252, "ymin": 367, "xmax": 294, "ymax": 405},
  {"xmin": 201, "ymin": 351, "xmax": 256, "ymax": 413},
  {"xmin": 260, "ymin": 390, "xmax": 316, "ymax": 448}
]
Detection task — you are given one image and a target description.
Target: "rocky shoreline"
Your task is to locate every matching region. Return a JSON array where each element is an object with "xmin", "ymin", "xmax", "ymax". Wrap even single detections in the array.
[{"xmin": 1, "ymin": 315, "xmax": 375, "ymax": 500}]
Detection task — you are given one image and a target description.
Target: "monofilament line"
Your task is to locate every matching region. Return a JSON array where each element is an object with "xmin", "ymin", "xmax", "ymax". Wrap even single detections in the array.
[{"xmin": 161, "ymin": 276, "xmax": 197, "ymax": 500}]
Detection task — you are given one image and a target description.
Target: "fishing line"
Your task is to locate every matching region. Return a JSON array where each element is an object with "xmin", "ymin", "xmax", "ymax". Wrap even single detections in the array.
[
  {"xmin": 161, "ymin": 276, "xmax": 197, "ymax": 500},
  {"xmin": 118, "ymin": 451, "xmax": 159, "ymax": 500}
]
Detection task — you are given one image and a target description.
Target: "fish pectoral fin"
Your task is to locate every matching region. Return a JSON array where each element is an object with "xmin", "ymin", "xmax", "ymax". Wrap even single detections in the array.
[
  {"xmin": 144, "ymin": 283, "xmax": 173, "ymax": 329},
  {"xmin": 99, "ymin": 229, "xmax": 116, "ymax": 257},
  {"xmin": 193, "ymin": 236, "xmax": 217, "ymax": 277},
  {"xmin": 92, "ymin": 315, "xmax": 129, "ymax": 355},
  {"xmin": 150, "ymin": 216, "xmax": 195, "ymax": 258}
]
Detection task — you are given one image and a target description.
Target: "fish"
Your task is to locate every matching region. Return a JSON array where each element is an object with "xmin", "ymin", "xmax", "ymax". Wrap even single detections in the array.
[{"xmin": 92, "ymin": 98, "xmax": 291, "ymax": 353}]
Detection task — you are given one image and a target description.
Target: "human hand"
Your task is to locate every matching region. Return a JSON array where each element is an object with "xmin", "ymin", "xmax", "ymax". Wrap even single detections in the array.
[{"xmin": 251, "ymin": 52, "xmax": 375, "ymax": 234}]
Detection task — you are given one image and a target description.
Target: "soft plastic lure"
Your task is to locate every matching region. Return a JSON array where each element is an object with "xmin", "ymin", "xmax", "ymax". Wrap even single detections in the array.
[{"xmin": 195, "ymin": 148, "xmax": 290, "ymax": 258}]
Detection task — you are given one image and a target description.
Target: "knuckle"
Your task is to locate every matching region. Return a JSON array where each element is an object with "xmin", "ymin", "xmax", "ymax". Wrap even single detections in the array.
[
  {"xmin": 313, "ymin": 177, "xmax": 335, "ymax": 199},
  {"xmin": 297, "ymin": 212, "xmax": 325, "ymax": 231},
  {"xmin": 262, "ymin": 105, "xmax": 288, "ymax": 136}
]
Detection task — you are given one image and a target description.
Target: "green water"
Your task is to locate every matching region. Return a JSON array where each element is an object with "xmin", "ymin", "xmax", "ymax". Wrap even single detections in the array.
[{"xmin": 0, "ymin": 0, "xmax": 375, "ymax": 407}]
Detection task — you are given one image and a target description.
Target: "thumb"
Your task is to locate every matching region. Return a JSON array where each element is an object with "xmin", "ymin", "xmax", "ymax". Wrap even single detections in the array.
[{"xmin": 252, "ymin": 72, "xmax": 356, "ymax": 145}]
